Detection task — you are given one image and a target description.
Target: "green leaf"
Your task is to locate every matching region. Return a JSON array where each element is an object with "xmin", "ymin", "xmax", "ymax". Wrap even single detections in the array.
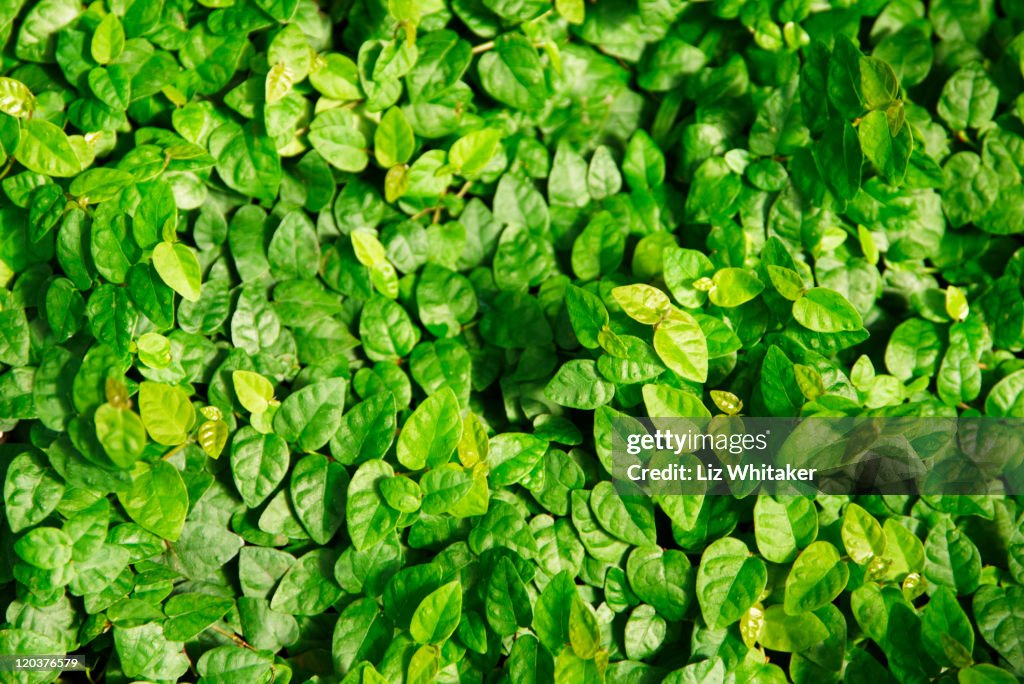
[
  {"xmin": 331, "ymin": 393, "xmax": 397, "ymax": 465},
  {"xmin": 271, "ymin": 549, "xmax": 342, "ymax": 615},
  {"xmin": 572, "ymin": 212, "xmax": 625, "ymax": 281},
  {"xmin": 397, "ymin": 387, "xmax": 462, "ymax": 470},
  {"xmin": 945, "ymin": 285, "xmax": 969, "ymax": 322},
  {"xmin": 555, "ymin": 0, "xmax": 584, "ymax": 24},
  {"xmin": 273, "ymin": 378, "xmax": 347, "ymax": 452},
  {"xmin": 3, "ymin": 453, "xmax": 64, "ymax": 533},
  {"xmin": 758, "ymin": 604, "xmax": 829, "ymax": 652},
  {"xmin": 626, "ymin": 546, "xmax": 692, "ymax": 621},
  {"xmin": 545, "ymin": 360, "xmax": 614, "ymax": 410},
  {"xmin": 754, "ymin": 496, "xmax": 817, "ymax": 564},
  {"xmin": 568, "ymin": 593, "xmax": 601, "ymax": 658},
  {"xmin": 921, "ymin": 587, "xmax": 974, "ymax": 668},
  {"xmin": 885, "ymin": 319, "xmax": 943, "ymax": 381},
  {"xmin": 117, "ymin": 460, "xmax": 189, "ymax": 541},
  {"xmin": 138, "ymin": 381, "xmax": 196, "ymax": 445},
  {"xmin": 87, "ymin": 285, "xmax": 137, "ymax": 357},
  {"xmin": 115, "ymin": 624, "xmax": 189, "ymax": 681},
  {"xmin": 268, "ymin": 210, "xmax": 320, "ymax": 281},
  {"xmin": 0, "ymin": 306, "xmax": 31, "ymax": 367},
  {"xmin": 347, "ymin": 460, "xmax": 401, "ymax": 551},
  {"xmin": 858, "ymin": 57, "xmax": 900, "ymax": 111},
  {"xmin": 380, "ymin": 474, "xmax": 422, "ymax": 513},
  {"xmin": 857, "ymin": 108, "xmax": 912, "ymax": 186},
  {"xmin": 152, "ymin": 242, "xmax": 202, "ymax": 303},
  {"xmin": 488, "ymin": 432, "xmax": 546, "ymax": 486},
  {"xmin": 549, "ymin": 141, "xmax": 590, "ymax": 208},
  {"xmin": 793, "ymin": 288, "xmax": 863, "ymax": 333},
  {"xmin": 232, "ymin": 370, "xmax": 275, "ymax": 415},
  {"xmin": 331, "ymin": 599, "xmax": 392, "ymax": 676},
  {"xmin": 486, "ymin": 557, "xmax": 532, "ymax": 636},
  {"xmin": 587, "ymin": 145, "xmax": 622, "ymax": 200},
  {"xmin": 91, "ymin": 13, "xmax": 125, "ymax": 65},
  {"xmin": 565, "ymin": 285, "xmax": 608, "ymax": 349},
  {"xmin": 230, "ymin": 427, "xmax": 290, "ymax": 508},
  {"xmin": 590, "ymin": 481, "xmax": 656, "ymax": 546},
  {"xmin": 360, "ymin": 294, "xmax": 421, "ymax": 361},
  {"xmin": 16, "ymin": 119, "xmax": 81, "ymax": 177},
  {"xmin": 623, "ymin": 130, "xmax": 665, "ymax": 190},
  {"xmin": 766, "ymin": 265, "xmax": 806, "ymax": 302},
  {"xmin": 958, "ymin": 665, "xmax": 1020, "ymax": 684},
  {"xmin": 163, "ymin": 593, "xmax": 234, "ymax": 641},
  {"xmin": 696, "ymin": 537, "xmax": 767, "ymax": 628},
  {"xmin": 973, "ymin": 585, "xmax": 1024, "ymax": 672},
  {"xmin": 211, "ymin": 121, "xmax": 282, "ymax": 203},
  {"xmin": 709, "ymin": 268, "xmax": 764, "ymax": 308},
  {"xmin": 309, "ymin": 108, "xmax": 368, "ymax": 173},
  {"xmin": 197, "ymin": 646, "xmax": 274, "ymax": 684},
  {"xmin": 612, "ymin": 284, "xmax": 671, "ymax": 325},
  {"xmin": 268, "ymin": 24, "xmax": 311, "ymax": 82},
  {"xmin": 310, "ymin": 54, "xmax": 362, "ymax": 101},
  {"xmin": 938, "ymin": 64, "xmax": 998, "ymax": 131},
  {"xmin": 0, "ymin": 78, "xmax": 35, "ymax": 118},
  {"xmin": 132, "ymin": 184, "xmax": 181, "ymax": 247},
  {"xmin": 478, "ymin": 34, "xmax": 550, "ymax": 111},
  {"xmin": 784, "ymin": 541, "xmax": 849, "ymax": 615},
  {"xmin": 449, "ymin": 128, "xmax": 501, "ymax": 180},
  {"xmin": 14, "ymin": 526, "xmax": 73, "ymax": 569},
  {"xmin": 290, "ymin": 453, "xmax": 348, "ymax": 544},
  {"xmin": 986, "ymin": 369, "xmax": 1024, "ymax": 417},
  {"xmin": 624, "ymin": 604, "xmax": 665, "ymax": 660},
  {"xmin": 924, "ymin": 517, "xmax": 981, "ymax": 595},
  {"xmin": 374, "ymin": 107, "xmax": 415, "ymax": 168},
  {"xmin": 653, "ymin": 309, "xmax": 708, "ymax": 382},
  {"xmin": 410, "ymin": 580, "xmax": 462, "ymax": 645},
  {"xmin": 94, "ymin": 404, "xmax": 146, "ymax": 469},
  {"xmin": 841, "ymin": 503, "xmax": 886, "ymax": 565},
  {"xmin": 814, "ymin": 119, "xmax": 862, "ymax": 201}
]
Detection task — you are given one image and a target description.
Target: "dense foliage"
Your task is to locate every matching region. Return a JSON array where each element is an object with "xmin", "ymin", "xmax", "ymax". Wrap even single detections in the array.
[{"xmin": 1, "ymin": 0, "xmax": 1024, "ymax": 681}]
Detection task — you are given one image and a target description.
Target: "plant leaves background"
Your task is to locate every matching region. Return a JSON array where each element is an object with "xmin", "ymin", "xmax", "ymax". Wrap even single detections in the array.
[{"xmin": 1, "ymin": 0, "xmax": 1024, "ymax": 682}]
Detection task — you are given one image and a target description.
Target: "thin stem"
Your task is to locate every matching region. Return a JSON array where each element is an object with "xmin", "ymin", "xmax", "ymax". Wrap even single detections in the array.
[
  {"xmin": 212, "ymin": 625, "xmax": 256, "ymax": 651},
  {"xmin": 410, "ymin": 205, "xmax": 439, "ymax": 221},
  {"xmin": 161, "ymin": 440, "xmax": 192, "ymax": 461},
  {"xmin": 471, "ymin": 41, "xmax": 495, "ymax": 55}
]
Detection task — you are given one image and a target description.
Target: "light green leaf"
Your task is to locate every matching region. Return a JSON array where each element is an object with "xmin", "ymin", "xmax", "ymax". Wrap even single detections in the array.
[
  {"xmin": 396, "ymin": 387, "xmax": 462, "ymax": 470},
  {"xmin": 232, "ymin": 370, "xmax": 275, "ymax": 415},
  {"xmin": 374, "ymin": 107, "xmax": 415, "ymax": 168},
  {"xmin": 152, "ymin": 242, "xmax": 202, "ymax": 303},
  {"xmin": 709, "ymin": 268, "xmax": 764, "ymax": 307},
  {"xmin": 117, "ymin": 460, "xmax": 189, "ymax": 541},
  {"xmin": 449, "ymin": 128, "xmax": 501, "ymax": 180},
  {"xmin": 793, "ymin": 287, "xmax": 863, "ymax": 333},
  {"xmin": 653, "ymin": 309, "xmax": 708, "ymax": 382},
  {"xmin": 91, "ymin": 13, "xmax": 125, "ymax": 65},
  {"xmin": 16, "ymin": 119, "xmax": 80, "ymax": 177},
  {"xmin": 138, "ymin": 381, "xmax": 196, "ymax": 445}
]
